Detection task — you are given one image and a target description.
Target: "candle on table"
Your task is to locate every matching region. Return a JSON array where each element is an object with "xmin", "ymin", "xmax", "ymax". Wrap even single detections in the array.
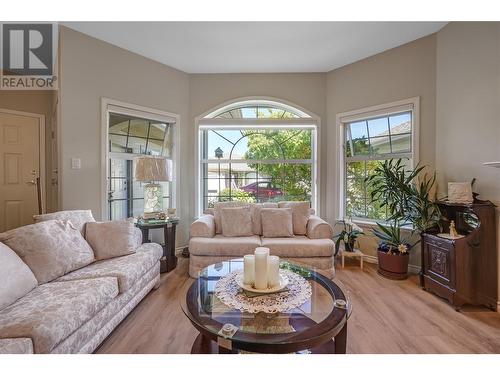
[
  {"xmin": 268, "ymin": 255, "xmax": 280, "ymax": 288},
  {"xmin": 254, "ymin": 247, "xmax": 269, "ymax": 290},
  {"xmin": 243, "ymin": 254, "xmax": 255, "ymax": 285}
]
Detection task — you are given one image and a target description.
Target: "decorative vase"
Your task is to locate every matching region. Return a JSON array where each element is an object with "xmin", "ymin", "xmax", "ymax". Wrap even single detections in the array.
[{"xmin": 377, "ymin": 250, "xmax": 409, "ymax": 280}]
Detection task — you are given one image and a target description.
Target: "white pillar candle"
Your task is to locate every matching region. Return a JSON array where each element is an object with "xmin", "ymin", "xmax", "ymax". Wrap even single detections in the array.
[
  {"xmin": 268, "ymin": 255, "xmax": 280, "ymax": 288},
  {"xmin": 254, "ymin": 247, "xmax": 269, "ymax": 290},
  {"xmin": 243, "ymin": 255, "xmax": 255, "ymax": 285}
]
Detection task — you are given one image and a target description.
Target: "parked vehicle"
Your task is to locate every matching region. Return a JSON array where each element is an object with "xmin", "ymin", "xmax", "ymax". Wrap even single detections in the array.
[{"xmin": 240, "ymin": 181, "xmax": 283, "ymax": 200}]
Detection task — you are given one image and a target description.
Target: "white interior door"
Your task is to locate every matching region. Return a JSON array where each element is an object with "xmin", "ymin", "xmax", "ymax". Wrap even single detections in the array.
[{"xmin": 0, "ymin": 110, "xmax": 43, "ymax": 232}]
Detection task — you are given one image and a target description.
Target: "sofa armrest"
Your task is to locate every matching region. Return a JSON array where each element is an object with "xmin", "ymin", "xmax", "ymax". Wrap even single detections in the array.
[
  {"xmin": 307, "ymin": 215, "xmax": 333, "ymax": 239},
  {"xmin": 190, "ymin": 214, "xmax": 215, "ymax": 238},
  {"xmin": 132, "ymin": 226, "xmax": 143, "ymax": 248}
]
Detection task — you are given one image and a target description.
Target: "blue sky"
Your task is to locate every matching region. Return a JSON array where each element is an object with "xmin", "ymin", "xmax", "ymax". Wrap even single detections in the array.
[
  {"xmin": 207, "ymin": 130, "xmax": 248, "ymax": 158},
  {"xmin": 349, "ymin": 112, "xmax": 410, "ymax": 139}
]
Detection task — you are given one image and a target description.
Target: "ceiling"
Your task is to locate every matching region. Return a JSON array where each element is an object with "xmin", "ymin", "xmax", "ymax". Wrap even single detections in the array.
[{"xmin": 63, "ymin": 22, "xmax": 447, "ymax": 73}]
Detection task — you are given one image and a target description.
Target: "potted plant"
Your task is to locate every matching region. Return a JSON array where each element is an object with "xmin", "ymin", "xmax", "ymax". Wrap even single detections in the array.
[
  {"xmin": 333, "ymin": 218, "xmax": 364, "ymax": 256},
  {"xmin": 372, "ymin": 219, "xmax": 415, "ymax": 279},
  {"xmin": 365, "ymin": 159, "xmax": 442, "ymax": 279}
]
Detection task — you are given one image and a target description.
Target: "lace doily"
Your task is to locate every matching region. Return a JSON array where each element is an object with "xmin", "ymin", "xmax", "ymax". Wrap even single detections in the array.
[{"xmin": 214, "ymin": 270, "xmax": 312, "ymax": 314}]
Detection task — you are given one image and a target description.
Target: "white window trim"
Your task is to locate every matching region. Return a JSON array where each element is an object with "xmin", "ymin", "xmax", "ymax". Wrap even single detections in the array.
[
  {"xmin": 100, "ymin": 98, "xmax": 180, "ymax": 221},
  {"xmin": 336, "ymin": 97, "xmax": 420, "ymax": 224},
  {"xmin": 194, "ymin": 96, "xmax": 321, "ymax": 218}
]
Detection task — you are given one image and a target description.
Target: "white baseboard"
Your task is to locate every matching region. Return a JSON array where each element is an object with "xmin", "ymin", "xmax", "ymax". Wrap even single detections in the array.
[{"xmin": 360, "ymin": 254, "xmax": 421, "ymax": 274}]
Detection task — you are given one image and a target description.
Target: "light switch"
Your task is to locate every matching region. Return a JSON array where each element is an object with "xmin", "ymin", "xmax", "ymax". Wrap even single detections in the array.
[{"xmin": 71, "ymin": 158, "xmax": 81, "ymax": 170}]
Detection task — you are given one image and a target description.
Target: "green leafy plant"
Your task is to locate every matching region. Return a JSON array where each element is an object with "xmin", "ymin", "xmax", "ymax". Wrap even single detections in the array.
[
  {"xmin": 208, "ymin": 188, "xmax": 256, "ymax": 207},
  {"xmin": 333, "ymin": 218, "xmax": 364, "ymax": 255},
  {"xmin": 372, "ymin": 220, "xmax": 415, "ymax": 255},
  {"xmin": 365, "ymin": 159, "xmax": 442, "ymax": 253},
  {"xmin": 218, "ymin": 188, "xmax": 256, "ymax": 203}
]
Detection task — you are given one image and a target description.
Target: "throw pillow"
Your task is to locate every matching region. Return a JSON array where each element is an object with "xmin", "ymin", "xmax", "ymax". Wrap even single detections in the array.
[
  {"xmin": 0, "ymin": 242, "xmax": 38, "ymax": 310},
  {"xmin": 250, "ymin": 203, "xmax": 279, "ymax": 235},
  {"xmin": 33, "ymin": 209, "xmax": 96, "ymax": 237},
  {"xmin": 278, "ymin": 201, "xmax": 311, "ymax": 235},
  {"xmin": 0, "ymin": 220, "xmax": 95, "ymax": 284},
  {"xmin": 214, "ymin": 201, "xmax": 250, "ymax": 234},
  {"xmin": 85, "ymin": 220, "xmax": 137, "ymax": 260},
  {"xmin": 220, "ymin": 206, "xmax": 253, "ymax": 237},
  {"xmin": 261, "ymin": 208, "xmax": 294, "ymax": 238}
]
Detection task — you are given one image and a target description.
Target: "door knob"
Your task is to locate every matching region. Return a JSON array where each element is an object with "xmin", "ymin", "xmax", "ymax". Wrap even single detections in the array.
[{"xmin": 26, "ymin": 180, "xmax": 36, "ymax": 185}]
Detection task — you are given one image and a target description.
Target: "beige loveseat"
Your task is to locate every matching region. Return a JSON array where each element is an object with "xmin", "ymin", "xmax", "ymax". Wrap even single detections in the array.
[
  {"xmin": 189, "ymin": 202, "xmax": 335, "ymax": 278},
  {"xmin": 0, "ymin": 210, "xmax": 162, "ymax": 354}
]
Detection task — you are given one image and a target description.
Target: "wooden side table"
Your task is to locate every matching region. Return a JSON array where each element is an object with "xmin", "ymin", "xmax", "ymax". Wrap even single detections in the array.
[
  {"xmin": 340, "ymin": 248, "xmax": 365, "ymax": 269},
  {"xmin": 135, "ymin": 218, "xmax": 179, "ymax": 273}
]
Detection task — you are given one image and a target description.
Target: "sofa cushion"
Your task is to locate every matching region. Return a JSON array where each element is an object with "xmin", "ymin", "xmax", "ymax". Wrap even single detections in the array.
[
  {"xmin": 261, "ymin": 236, "xmax": 334, "ymax": 257},
  {"xmin": 33, "ymin": 209, "xmax": 95, "ymax": 237},
  {"xmin": 86, "ymin": 221, "xmax": 136, "ymax": 260},
  {"xmin": 189, "ymin": 235, "xmax": 261, "ymax": 256},
  {"xmin": 56, "ymin": 243, "xmax": 162, "ymax": 293},
  {"xmin": 250, "ymin": 203, "xmax": 279, "ymax": 235},
  {"xmin": 0, "ymin": 338, "xmax": 34, "ymax": 354},
  {"xmin": 278, "ymin": 201, "xmax": 311, "ymax": 235},
  {"xmin": 214, "ymin": 201, "xmax": 250, "ymax": 234},
  {"xmin": 0, "ymin": 277, "xmax": 118, "ymax": 354},
  {"xmin": 261, "ymin": 208, "xmax": 294, "ymax": 238},
  {"xmin": 0, "ymin": 220, "xmax": 95, "ymax": 284},
  {"xmin": 221, "ymin": 206, "xmax": 253, "ymax": 237},
  {"xmin": 0, "ymin": 243, "xmax": 38, "ymax": 311}
]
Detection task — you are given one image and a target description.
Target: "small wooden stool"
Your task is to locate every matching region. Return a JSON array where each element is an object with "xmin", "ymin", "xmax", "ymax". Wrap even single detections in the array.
[{"xmin": 341, "ymin": 248, "xmax": 365, "ymax": 269}]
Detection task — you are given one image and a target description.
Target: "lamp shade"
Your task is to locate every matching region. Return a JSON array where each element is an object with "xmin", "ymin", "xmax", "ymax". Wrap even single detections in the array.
[{"xmin": 135, "ymin": 157, "xmax": 173, "ymax": 182}]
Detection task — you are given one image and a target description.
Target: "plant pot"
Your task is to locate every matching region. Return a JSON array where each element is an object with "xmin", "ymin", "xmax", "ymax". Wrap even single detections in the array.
[
  {"xmin": 344, "ymin": 240, "xmax": 355, "ymax": 252},
  {"xmin": 377, "ymin": 250, "xmax": 409, "ymax": 280}
]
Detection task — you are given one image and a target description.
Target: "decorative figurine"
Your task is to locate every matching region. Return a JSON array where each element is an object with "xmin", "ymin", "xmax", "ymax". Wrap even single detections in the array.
[{"xmin": 449, "ymin": 220, "xmax": 458, "ymax": 237}]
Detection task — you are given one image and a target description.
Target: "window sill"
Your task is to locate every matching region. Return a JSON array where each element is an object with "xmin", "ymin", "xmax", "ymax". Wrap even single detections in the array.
[{"xmin": 339, "ymin": 217, "xmax": 414, "ymax": 233}]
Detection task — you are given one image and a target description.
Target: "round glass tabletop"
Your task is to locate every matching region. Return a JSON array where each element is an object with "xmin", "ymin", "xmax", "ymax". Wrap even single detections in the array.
[{"xmin": 181, "ymin": 258, "xmax": 350, "ymax": 353}]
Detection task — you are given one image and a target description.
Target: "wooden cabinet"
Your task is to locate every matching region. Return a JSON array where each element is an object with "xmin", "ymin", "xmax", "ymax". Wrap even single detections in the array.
[{"xmin": 420, "ymin": 200, "xmax": 497, "ymax": 311}]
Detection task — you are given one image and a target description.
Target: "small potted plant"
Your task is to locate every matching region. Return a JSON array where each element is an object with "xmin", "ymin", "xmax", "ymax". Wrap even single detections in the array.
[
  {"xmin": 372, "ymin": 220, "xmax": 415, "ymax": 279},
  {"xmin": 333, "ymin": 218, "xmax": 364, "ymax": 256}
]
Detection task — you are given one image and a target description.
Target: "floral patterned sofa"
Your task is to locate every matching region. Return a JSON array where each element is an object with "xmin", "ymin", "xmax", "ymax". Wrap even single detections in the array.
[
  {"xmin": 189, "ymin": 202, "xmax": 335, "ymax": 278},
  {"xmin": 0, "ymin": 210, "xmax": 162, "ymax": 354}
]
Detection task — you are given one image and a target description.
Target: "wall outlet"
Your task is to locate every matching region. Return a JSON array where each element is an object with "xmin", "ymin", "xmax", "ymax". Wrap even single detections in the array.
[{"xmin": 71, "ymin": 158, "xmax": 81, "ymax": 170}]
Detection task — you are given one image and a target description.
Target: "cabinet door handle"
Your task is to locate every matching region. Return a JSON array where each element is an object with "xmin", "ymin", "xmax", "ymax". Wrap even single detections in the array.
[{"xmin": 468, "ymin": 241, "xmax": 480, "ymax": 248}]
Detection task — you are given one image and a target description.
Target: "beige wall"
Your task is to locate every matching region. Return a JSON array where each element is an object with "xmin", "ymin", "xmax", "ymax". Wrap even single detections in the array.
[
  {"xmin": 435, "ymin": 22, "xmax": 500, "ymax": 296},
  {"xmin": 0, "ymin": 89, "xmax": 57, "ymax": 213},
  {"xmin": 55, "ymin": 23, "xmax": 500, "ymax": 283},
  {"xmin": 58, "ymin": 27, "xmax": 191, "ymax": 245},
  {"xmin": 189, "ymin": 73, "xmax": 327, "ymax": 216},
  {"xmin": 325, "ymin": 35, "xmax": 437, "ymax": 265}
]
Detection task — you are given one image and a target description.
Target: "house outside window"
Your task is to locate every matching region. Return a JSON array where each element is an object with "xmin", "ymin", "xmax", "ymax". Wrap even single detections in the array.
[
  {"xmin": 197, "ymin": 100, "xmax": 319, "ymax": 215},
  {"xmin": 338, "ymin": 98, "xmax": 419, "ymax": 222}
]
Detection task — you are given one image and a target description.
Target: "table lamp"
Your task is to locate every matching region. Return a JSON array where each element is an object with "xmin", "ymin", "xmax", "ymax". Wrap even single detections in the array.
[{"xmin": 135, "ymin": 157, "xmax": 173, "ymax": 214}]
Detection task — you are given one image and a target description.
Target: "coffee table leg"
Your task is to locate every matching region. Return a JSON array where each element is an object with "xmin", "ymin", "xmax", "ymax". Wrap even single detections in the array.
[{"xmin": 333, "ymin": 322, "xmax": 347, "ymax": 354}]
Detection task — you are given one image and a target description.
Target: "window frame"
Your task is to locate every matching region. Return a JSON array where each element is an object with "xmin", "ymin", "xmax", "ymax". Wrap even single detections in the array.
[
  {"xmin": 100, "ymin": 98, "xmax": 179, "ymax": 221},
  {"xmin": 336, "ymin": 97, "xmax": 420, "ymax": 225},
  {"xmin": 195, "ymin": 98, "xmax": 320, "ymax": 217}
]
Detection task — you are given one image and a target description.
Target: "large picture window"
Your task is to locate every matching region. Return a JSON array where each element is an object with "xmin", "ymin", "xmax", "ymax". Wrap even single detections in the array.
[
  {"xmin": 107, "ymin": 111, "xmax": 175, "ymax": 220},
  {"xmin": 339, "ymin": 98, "xmax": 418, "ymax": 222},
  {"xmin": 198, "ymin": 100, "xmax": 318, "ymax": 214}
]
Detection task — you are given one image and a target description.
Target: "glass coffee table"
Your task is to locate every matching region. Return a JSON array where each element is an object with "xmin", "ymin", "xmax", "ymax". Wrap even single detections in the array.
[{"xmin": 181, "ymin": 258, "xmax": 351, "ymax": 354}]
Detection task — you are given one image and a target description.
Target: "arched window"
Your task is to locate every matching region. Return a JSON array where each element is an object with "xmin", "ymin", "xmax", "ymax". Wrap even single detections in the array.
[{"xmin": 197, "ymin": 99, "xmax": 318, "ymax": 214}]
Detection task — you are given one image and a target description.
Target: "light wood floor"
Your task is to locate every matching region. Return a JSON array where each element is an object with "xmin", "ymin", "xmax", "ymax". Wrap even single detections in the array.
[{"xmin": 96, "ymin": 257, "xmax": 500, "ymax": 354}]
